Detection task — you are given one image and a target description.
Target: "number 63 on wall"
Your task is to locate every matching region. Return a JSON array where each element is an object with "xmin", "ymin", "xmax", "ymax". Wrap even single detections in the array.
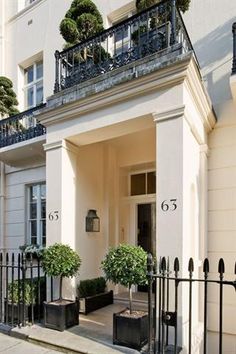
[{"xmin": 161, "ymin": 199, "xmax": 177, "ymax": 212}]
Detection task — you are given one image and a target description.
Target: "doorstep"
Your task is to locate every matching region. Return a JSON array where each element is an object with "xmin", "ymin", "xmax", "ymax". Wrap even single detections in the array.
[{"xmin": 6, "ymin": 303, "xmax": 147, "ymax": 354}]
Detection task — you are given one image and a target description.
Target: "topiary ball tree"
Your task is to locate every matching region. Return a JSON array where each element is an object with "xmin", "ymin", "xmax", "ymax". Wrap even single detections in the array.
[
  {"xmin": 0, "ymin": 76, "xmax": 19, "ymax": 118},
  {"xmin": 101, "ymin": 244, "xmax": 147, "ymax": 314},
  {"xmin": 60, "ymin": 0, "xmax": 104, "ymax": 47},
  {"xmin": 136, "ymin": 0, "xmax": 191, "ymax": 13},
  {"xmin": 42, "ymin": 243, "xmax": 81, "ymax": 301}
]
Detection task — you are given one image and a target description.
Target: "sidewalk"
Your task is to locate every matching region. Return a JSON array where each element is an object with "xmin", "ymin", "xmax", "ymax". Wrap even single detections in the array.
[
  {"xmin": 0, "ymin": 332, "xmax": 60, "ymax": 353},
  {"xmin": 7, "ymin": 303, "xmax": 147, "ymax": 354}
]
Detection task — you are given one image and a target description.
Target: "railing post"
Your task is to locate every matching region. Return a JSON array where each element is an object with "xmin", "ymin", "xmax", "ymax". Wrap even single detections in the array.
[
  {"xmin": 147, "ymin": 253, "xmax": 154, "ymax": 353},
  {"xmin": 171, "ymin": 0, "xmax": 176, "ymax": 45},
  {"xmin": 232, "ymin": 23, "xmax": 236, "ymax": 74},
  {"xmin": 54, "ymin": 50, "xmax": 60, "ymax": 93}
]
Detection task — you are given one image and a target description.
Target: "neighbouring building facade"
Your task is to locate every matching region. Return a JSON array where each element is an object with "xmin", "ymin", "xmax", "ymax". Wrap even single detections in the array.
[{"xmin": 0, "ymin": 0, "xmax": 235, "ymax": 352}]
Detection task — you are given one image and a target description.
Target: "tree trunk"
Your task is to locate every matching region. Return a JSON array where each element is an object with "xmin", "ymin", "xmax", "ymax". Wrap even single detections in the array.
[
  {"xmin": 59, "ymin": 276, "xmax": 63, "ymax": 301},
  {"xmin": 129, "ymin": 285, "xmax": 132, "ymax": 314}
]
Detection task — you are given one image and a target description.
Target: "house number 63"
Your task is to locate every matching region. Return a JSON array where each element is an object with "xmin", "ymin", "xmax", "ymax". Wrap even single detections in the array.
[
  {"xmin": 48, "ymin": 211, "xmax": 59, "ymax": 221},
  {"xmin": 161, "ymin": 199, "xmax": 177, "ymax": 211}
]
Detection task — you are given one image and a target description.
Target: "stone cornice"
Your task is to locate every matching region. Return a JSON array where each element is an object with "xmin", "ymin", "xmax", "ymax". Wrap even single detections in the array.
[
  {"xmin": 44, "ymin": 140, "xmax": 79, "ymax": 154},
  {"xmin": 38, "ymin": 53, "xmax": 216, "ymax": 136},
  {"xmin": 37, "ymin": 54, "xmax": 192, "ymax": 127},
  {"xmin": 153, "ymin": 104, "xmax": 185, "ymax": 123},
  {"xmin": 184, "ymin": 58, "xmax": 216, "ymax": 132}
]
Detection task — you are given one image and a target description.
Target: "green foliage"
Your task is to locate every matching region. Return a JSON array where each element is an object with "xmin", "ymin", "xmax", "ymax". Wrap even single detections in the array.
[
  {"xmin": 8, "ymin": 280, "xmax": 35, "ymax": 305},
  {"xmin": 101, "ymin": 244, "xmax": 147, "ymax": 288},
  {"xmin": 42, "ymin": 243, "xmax": 81, "ymax": 278},
  {"xmin": 78, "ymin": 277, "xmax": 106, "ymax": 298},
  {"xmin": 136, "ymin": 0, "xmax": 191, "ymax": 13},
  {"xmin": 60, "ymin": 0, "xmax": 104, "ymax": 47},
  {"xmin": 0, "ymin": 76, "xmax": 19, "ymax": 118},
  {"xmin": 60, "ymin": 18, "xmax": 79, "ymax": 44},
  {"xmin": 19, "ymin": 244, "xmax": 45, "ymax": 259}
]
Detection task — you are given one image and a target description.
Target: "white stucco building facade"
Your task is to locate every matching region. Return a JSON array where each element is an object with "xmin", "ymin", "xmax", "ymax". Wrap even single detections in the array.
[{"xmin": 0, "ymin": 0, "xmax": 235, "ymax": 352}]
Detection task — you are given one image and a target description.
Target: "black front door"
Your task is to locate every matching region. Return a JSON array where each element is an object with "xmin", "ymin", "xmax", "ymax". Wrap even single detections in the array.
[{"xmin": 137, "ymin": 203, "xmax": 156, "ymax": 292}]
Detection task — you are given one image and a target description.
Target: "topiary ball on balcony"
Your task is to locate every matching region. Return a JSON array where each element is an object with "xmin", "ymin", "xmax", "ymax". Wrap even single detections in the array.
[{"xmin": 60, "ymin": 0, "xmax": 104, "ymax": 47}]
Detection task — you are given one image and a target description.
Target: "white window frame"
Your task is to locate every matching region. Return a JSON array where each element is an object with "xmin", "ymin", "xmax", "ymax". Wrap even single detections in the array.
[
  {"xmin": 24, "ymin": 61, "xmax": 43, "ymax": 109},
  {"xmin": 129, "ymin": 169, "xmax": 156, "ymax": 197},
  {"xmin": 27, "ymin": 183, "xmax": 46, "ymax": 246}
]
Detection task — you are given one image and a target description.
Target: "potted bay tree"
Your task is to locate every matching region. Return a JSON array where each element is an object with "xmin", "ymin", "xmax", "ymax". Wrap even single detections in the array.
[
  {"xmin": 42, "ymin": 243, "xmax": 81, "ymax": 331},
  {"xmin": 101, "ymin": 243, "xmax": 148, "ymax": 350}
]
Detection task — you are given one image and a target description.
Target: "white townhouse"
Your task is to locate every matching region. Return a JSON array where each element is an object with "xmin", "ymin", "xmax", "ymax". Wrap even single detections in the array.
[{"xmin": 0, "ymin": 0, "xmax": 235, "ymax": 352}]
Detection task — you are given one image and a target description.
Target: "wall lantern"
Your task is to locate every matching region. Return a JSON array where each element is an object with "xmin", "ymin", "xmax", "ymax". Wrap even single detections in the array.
[{"xmin": 86, "ymin": 209, "xmax": 100, "ymax": 232}]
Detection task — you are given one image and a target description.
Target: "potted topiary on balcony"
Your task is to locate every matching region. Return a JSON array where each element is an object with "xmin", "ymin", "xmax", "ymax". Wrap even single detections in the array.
[
  {"xmin": 101, "ymin": 243, "xmax": 148, "ymax": 351},
  {"xmin": 42, "ymin": 243, "xmax": 81, "ymax": 331}
]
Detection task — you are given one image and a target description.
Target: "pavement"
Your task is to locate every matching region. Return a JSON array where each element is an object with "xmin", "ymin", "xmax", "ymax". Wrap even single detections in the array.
[
  {"xmin": 0, "ymin": 302, "xmax": 148, "ymax": 354},
  {"xmin": 0, "ymin": 332, "xmax": 60, "ymax": 353}
]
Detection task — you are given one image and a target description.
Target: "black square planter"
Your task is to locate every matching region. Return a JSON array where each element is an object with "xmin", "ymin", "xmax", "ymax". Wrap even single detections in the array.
[
  {"xmin": 79, "ymin": 290, "xmax": 113, "ymax": 315},
  {"xmin": 113, "ymin": 309, "xmax": 148, "ymax": 350},
  {"xmin": 44, "ymin": 299, "xmax": 79, "ymax": 331}
]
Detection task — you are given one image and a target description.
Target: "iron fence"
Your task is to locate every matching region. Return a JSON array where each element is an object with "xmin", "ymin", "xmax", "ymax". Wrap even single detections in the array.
[
  {"xmin": 147, "ymin": 255, "xmax": 236, "ymax": 354},
  {"xmin": 232, "ymin": 22, "xmax": 236, "ymax": 74},
  {"xmin": 0, "ymin": 252, "xmax": 49, "ymax": 327},
  {"xmin": 54, "ymin": 0, "xmax": 193, "ymax": 93},
  {"xmin": 0, "ymin": 105, "xmax": 46, "ymax": 148}
]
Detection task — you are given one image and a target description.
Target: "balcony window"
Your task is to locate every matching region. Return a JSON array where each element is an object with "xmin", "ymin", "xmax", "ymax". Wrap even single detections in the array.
[
  {"xmin": 24, "ymin": 61, "xmax": 43, "ymax": 109},
  {"xmin": 27, "ymin": 183, "xmax": 46, "ymax": 247}
]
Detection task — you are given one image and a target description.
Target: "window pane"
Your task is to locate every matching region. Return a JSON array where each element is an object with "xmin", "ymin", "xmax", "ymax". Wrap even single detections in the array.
[
  {"xmin": 41, "ymin": 201, "xmax": 46, "ymax": 219},
  {"xmin": 42, "ymin": 220, "xmax": 46, "ymax": 236},
  {"xmin": 31, "ymin": 236, "xmax": 37, "ymax": 245},
  {"xmin": 147, "ymin": 172, "xmax": 156, "ymax": 194},
  {"xmin": 30, "ymin": 203, "xmax": 37, "ymax": 219},
  {"xmin": 27, "ymin": 86, "xmax": 34, "ymax": 107},
  {"xmin": 131, "ymin": 173, "xmax": 145, "ymax": 196},
  {"xmin": 30, "ymin": 220, "xmax": 37, "ymax": 237},
  {"xmin": 41, "ymin": 184, "xmax": 46, "ymax": 200},
  {"xmin": 36, "ymin": 62, "xmax": 43, "ymax": 79},
  {"xmin": 36, "ymin": 82, "xmax": 43, "ymax": 105},
  {"xmin": 30, "ymin": 186, "xmax": 38, "ymax": 202},
  {"xmin": 25, "ymin": 65, "xmax": 34, "ymax": 84}
]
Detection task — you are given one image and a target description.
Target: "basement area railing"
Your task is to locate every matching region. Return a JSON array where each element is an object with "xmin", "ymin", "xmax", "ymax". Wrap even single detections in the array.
[
  {"xmin": 0, "ymin": 105, "xmax": 46, "ymax": 148},
  {"xmin": 232, "ymin": 22, "xmax": 236, "ymax": 74},
  {"xmin": 147, "ymin": 255, "xmax": 236, "ymax": 354},
  {"xmin": 54, "ymin": 0, "xmax": 193, "ymax": 93}
]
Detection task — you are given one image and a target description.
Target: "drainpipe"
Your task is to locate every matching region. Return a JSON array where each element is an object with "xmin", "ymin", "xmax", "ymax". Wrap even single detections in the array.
[{"xmin": 0, "ymin": 162, "xmax": 5, "ymax": 251}]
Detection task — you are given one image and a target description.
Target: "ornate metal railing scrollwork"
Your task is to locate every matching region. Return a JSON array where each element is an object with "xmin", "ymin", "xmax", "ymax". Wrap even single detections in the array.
[
  {"xmin": 0, "ymin": 104, "xmax": 46, "ymax": 148},
  {"xmin": 54, "ymin": 0, "xmax": 193, "ymax": 93}
]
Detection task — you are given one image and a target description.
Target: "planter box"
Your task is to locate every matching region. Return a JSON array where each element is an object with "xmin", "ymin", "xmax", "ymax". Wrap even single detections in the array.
[
  {"xmin": 79, "ymin": 290, "xmax": 113, "ymax": 315},
  {"xmin": 113, "ymin": 309, "xmax": 148, "ymax": 350},
  {"xmin": 44, "ymin": 299, "xmax": 79, "ymax": 331}
]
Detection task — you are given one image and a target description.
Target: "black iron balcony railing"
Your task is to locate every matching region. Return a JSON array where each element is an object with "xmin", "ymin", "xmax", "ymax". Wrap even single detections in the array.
[
  {"xmin": 232, "ymin": 22, "xmax": 236, "ymax": 74},
  {"xmin": 54, "ymin": 0, "xmax": 193, "ymax": 93},
  {"xmin": 0, "ymin": 105, "xmax": 46, "ymax": 148}
]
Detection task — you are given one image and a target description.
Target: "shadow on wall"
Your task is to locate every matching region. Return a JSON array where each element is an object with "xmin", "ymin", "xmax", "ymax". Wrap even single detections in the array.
[{"xmin": 193, "ymin": 17, "xmax": 235, "ymax": 106}]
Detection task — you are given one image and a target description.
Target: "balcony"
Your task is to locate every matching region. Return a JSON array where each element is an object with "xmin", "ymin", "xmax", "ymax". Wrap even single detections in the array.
[
  {"xmin": 0, "ymin": 105, "xmax": 46, "ymax": 166},
  {"xmin": 54, "ymin": 0, "xmax": 193, "ymax": 94}
]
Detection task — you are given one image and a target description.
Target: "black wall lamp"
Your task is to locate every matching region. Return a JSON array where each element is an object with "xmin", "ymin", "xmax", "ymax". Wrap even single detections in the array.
[{"xmin": 86, "ymin": 209, "xmax": 100, "ymax": 232}]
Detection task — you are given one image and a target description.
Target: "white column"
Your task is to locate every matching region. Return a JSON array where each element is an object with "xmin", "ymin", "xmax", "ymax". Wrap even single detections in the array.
[
  {"xmin": 44, "ymin": 140, "xmax": 78, "ymax": 299},
  {"xmin": 154, "ymin": 105, "xmax": 185, "ymax": 261},
  {"xmin": 44, "ymin": 140, "xmax": 78, "ymax": 247},
  {"xmin": 154, "ymin": 105, "xmax": 204, "ymax": 352}
]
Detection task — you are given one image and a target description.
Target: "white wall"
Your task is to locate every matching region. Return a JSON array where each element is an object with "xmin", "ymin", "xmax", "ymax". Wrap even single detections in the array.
[
  {"xmin": 208, "ymin": 100, "xmax": 236, "ymax": 340},
  {"xmin": 3, "ymin": 164, "xmax": 45, "ymax": 251},
  {"xmin": 184, "ymin": 0, "xmax": 235, "ymax": 109}
]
